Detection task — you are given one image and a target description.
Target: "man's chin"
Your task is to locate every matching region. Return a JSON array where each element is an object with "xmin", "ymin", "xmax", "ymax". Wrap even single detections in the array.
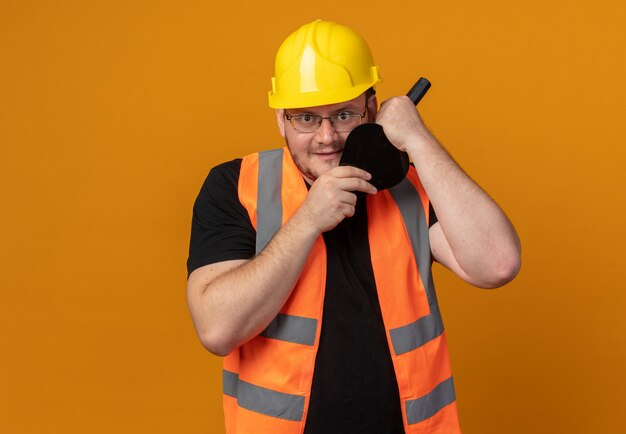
[{"xmin": 300, "ymin": 160, "xmax": 337, "ymax": 183}]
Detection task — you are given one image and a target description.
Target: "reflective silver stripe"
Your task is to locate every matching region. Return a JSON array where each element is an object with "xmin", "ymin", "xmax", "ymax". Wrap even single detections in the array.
[
  {"xmin": 256, "ymin": 150, "xmax": 318, "ymax": 346},
  {"xmin": 388, "ymin": 177, "xmax": 436, "ymax": 305},
  {"xmin": 389, "ymin": 311, "xmax": 443, "ymax": 355},
  {"xmin": 261, "ymin": 313, "xmax": 317, "ymax": 346},
  {"xmin": 256, "ymin": 148, "xmax": 284, "ymax": 254},
  {"xmin": 405, "ymin": 377, "xmax": 456, "ymax": 425},
  {"xmin": 388, "ymin": 177, "xmax": 444, "ymax": 355},
  {"xmin": 223, "ymin": 370, "xmax": 305, "ymax": 421},
  {"xmin": 223, "ymin": 369, "xmax": 238, "ymax": 398},
  {"xmin": 388, "ymin": 181, "xmax": 457, "ymax": 423}
]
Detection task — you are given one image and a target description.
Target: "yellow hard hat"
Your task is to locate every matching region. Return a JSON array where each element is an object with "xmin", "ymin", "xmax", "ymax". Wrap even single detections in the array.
[{"xmin": 268, "ymin": 20, "xmax": 382, "ymax": 109}]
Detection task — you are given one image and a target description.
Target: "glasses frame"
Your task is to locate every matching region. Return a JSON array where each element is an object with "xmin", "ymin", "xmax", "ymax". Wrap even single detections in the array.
[{"xmin": 284, "ymin": 107, "xmax": 368, "ymax": 133}]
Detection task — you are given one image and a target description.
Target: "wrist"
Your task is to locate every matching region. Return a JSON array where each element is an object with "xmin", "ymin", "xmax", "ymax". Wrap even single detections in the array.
[
  {"xmin": 403, "ymin": 130, "xmax": 438, "ymax": 158},
  {"xmin": 289, "ymin": 207, "xmax": 323, "ymax": 240}
]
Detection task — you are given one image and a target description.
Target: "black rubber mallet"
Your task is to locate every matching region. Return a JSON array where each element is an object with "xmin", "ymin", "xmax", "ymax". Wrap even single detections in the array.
[{"xmin": 339, "ymin": 77, "xmax": 431, "ymax": 191}]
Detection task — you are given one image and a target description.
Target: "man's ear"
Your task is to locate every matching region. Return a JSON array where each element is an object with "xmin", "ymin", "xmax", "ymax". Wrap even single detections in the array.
[
  {"xmin": 275, "ymin": 109, "xmax": 286, "ymax": 138},
  {"xmin": 366, "ymin": 95, "xmax": 378, "ymax": 122}
]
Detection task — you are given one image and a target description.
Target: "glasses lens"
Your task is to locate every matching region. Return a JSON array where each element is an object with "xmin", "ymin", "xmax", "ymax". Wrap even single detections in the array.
[
  {"xmin": 332, "ymin": 113, "xmax": 362, "ymax": 132},
  {"xmin": 295, "ymin": 115, "xmax": 319, "ymax": 133}
]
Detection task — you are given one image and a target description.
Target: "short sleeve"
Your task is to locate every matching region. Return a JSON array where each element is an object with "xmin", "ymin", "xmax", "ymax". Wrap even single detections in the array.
[
  {"xmin": 429, "ymin": 203, "xmax": 438, "ymax": 227},
  {"xmin": 186, "ymin": 159, "xmax": 256, "ymax": 276}
]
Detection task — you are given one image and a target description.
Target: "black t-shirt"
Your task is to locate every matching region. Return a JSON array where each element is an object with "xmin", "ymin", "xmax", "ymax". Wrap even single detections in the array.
[{"xmin": 188, "ymin": 159, "xmax": 437, "ymax": 434}]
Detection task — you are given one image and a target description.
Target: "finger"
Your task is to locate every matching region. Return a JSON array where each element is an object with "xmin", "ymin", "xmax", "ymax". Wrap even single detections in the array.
[
  {"xmin": 335, "ymin": 178, "xmax": 377, "ymax": 195},
  {"xmin": 336, "ymin": 190, "xmax": 358, "ymax": 206},
  {"xmin": 341, "ymin": 203, "xmax": 356, "ymax": 219},
  {"xmin": 328, "ymin": 165, "xmax": 372, "ymax": 180}
]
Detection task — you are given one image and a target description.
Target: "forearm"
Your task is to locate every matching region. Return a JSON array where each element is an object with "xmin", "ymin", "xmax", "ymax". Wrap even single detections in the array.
[
  {"xmin": 407, "ymin": 134, "xmax": 521, "ymax": 286},
  {"xmin": 187, "ymin": 209, "xmax": 319, "ymax": 356}
]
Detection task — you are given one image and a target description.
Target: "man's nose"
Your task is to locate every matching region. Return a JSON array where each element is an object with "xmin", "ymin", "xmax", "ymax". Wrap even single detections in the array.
[{"xmin": 315, "ymin": 118, "xmax": 337, "ymax": 144}]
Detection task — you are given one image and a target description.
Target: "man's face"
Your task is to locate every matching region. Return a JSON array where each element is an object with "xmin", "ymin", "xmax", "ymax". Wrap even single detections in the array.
[{"xmin": 276, "ymin": 93, "xmax": 377, "ymax": 184}]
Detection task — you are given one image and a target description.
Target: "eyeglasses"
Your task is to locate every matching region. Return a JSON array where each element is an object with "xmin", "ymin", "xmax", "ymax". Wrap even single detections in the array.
[{"xmin": 284, "ymin": 108, "xmax": 367, "ymax": 133}]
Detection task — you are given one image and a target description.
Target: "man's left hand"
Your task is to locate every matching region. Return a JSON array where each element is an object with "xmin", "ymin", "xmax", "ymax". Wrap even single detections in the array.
[{"xmin": 375, "ymin": 96, "xmax": 433, "ymax": 153}]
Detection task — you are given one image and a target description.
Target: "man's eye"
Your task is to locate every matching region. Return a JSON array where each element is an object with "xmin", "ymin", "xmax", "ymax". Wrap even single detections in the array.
[
  {"xmin": 300, "ymin": 114, "xmax": 315, "ymax": 124},
  {"xmin": 335, "ymin": 112, "xmax": 352, "ymax": 121}
]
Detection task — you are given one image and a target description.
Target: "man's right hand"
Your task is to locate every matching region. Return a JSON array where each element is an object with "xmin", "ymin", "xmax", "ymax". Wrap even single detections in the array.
[
  {"xmin": 296, "ymin": 166, "xmax": 377, "ymax": 234},
  {"xmin": 188, "ymin": 166, "xmax": 376, "ymax": 357}
]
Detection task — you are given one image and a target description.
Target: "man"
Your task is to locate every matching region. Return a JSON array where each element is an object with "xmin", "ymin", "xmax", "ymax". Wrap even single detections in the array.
[{"xmin": 187, "ymin": 20, "xmax": 520, "ymax": 434}]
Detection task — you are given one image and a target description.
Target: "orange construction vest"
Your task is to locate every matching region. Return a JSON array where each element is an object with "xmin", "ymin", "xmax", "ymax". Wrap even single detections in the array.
[{"xmin": 223, "ymin": 148, "xmax": 461, "ymax": 434}]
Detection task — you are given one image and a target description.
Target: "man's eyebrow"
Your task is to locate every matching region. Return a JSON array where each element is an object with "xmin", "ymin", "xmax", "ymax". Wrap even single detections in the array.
[{"xmin": 332, "ymin": 105, "xmax": 359, "ymax": 113}]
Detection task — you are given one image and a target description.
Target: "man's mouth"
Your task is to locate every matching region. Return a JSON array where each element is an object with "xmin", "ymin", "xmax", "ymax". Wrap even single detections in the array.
[{"xmin": 315, "ymin": 149, "xmax": 343, "ymax": 161}]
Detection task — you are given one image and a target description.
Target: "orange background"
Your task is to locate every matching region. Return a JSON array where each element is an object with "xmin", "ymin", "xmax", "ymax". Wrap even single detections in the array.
[{"xmin": 1, "ymin": 1, "xmax": 625, "ymax": 433}]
